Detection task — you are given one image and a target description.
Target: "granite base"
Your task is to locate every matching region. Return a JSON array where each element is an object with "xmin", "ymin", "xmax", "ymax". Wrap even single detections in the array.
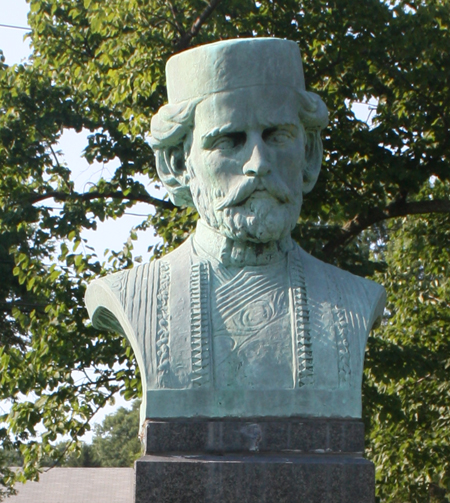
[{"xmin": 134, "ymin": 419, "xmax": 375, "ymax": 503}]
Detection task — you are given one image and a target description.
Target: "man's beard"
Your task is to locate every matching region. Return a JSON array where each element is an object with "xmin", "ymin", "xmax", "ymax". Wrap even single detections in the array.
[{"xmin": 189, "ymin": 175, "xmax": 302, "ymax": 243}]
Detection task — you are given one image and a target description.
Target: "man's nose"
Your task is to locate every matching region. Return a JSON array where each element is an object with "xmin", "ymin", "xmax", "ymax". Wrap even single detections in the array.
[{"xmin": 243, "ymin": 141, "xmax": 271, "ymax": 177}]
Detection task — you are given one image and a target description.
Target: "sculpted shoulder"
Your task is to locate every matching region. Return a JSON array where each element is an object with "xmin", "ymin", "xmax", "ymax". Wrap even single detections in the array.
[
  {"xmin": 84, "ymin": 238, "xmax": 193, "ymax": 333},
  {"xmin": 299, "ymin": 247, "xmax": 386, "ymax": 335}
]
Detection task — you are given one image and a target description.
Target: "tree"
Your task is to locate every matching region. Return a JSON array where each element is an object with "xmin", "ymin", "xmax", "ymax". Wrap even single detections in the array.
[
  {"xmin": 0, "ymin": 0, "xmax": 449, "ymax": 501},
  {"xmin": 58, "ymin": 443, "xmax": 101, "ymax": 468},
  {"xmin": 1, "ymin": 401, "xmax": 140, "ymax": 469},
  {"xmin": 43, "ymin": 401, "xmax": 140, "ymax": 467},
  {"xmin": 364, "ymin": 180, "xmax": 450, "ymax": 503},
  {"xmin": 90, "ymin": 400, "xmax": 141, "ymax": 467}
]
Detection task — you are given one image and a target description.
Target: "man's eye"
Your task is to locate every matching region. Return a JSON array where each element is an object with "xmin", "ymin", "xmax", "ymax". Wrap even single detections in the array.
[
  {"xmin": 211, "ymin": 132, "xmax": 246, "ymax": 150},
  {"xmin": 263, "ymin": 128, "xmax": 293, "ymax": 145}
]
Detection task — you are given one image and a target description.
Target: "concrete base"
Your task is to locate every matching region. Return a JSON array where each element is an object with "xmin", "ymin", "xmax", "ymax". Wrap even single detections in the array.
[{"xmin": 134, "ymin": 419, "xmax": 375, "ymax": 503}]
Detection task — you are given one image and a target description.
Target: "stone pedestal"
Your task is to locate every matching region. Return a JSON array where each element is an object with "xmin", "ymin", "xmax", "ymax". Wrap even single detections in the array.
[{"xmin": 134, "ymin": 419, "xmax": 374, "ymax": 503}]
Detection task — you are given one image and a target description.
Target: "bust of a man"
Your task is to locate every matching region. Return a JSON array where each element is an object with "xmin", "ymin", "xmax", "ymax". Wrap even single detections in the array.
[{"xmin": 85, "ymin": 38, "xmax": 385, "ymax": 425}]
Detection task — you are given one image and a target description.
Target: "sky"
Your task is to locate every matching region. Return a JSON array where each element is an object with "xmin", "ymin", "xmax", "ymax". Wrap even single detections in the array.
[{"xmin": 0, "ymin": 0, "xmax": 30, "ymax": 65}]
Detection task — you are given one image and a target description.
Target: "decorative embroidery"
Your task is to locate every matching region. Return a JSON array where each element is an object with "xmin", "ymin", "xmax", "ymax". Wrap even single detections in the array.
[
  {"xmin": 108, "ymin": 271, "xmax": 127, "ymax": 306},
  {"xmin": 156, "ymin": 261, "xmax": 170, "ymax": 387},
  {"xmin": 215, "ymin": 267, "xmax": 285, "ymax": 322},
  {"xmin": 327, "ymin": 270, "xmax": 351, "ymax": 388},
  {"xmin": 332, "ymin": 306, "xmax": 351, "ymax": 387},
  {"xmin": 190, "ymin": 262, "xmax": 211, "ymax": 386},
  {"xmin": 291, "ymin": 251, "xmax": 313, "ymax": 387}
]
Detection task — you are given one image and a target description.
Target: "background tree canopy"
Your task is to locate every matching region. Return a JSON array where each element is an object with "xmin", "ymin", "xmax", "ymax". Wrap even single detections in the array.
[
  {"xmin": 1, "ymin": 401, "xmax": 141, "ymax": 469},
  {"xmin": 0, "ymin": 0, "xmax": 449, "ymax": 501}
]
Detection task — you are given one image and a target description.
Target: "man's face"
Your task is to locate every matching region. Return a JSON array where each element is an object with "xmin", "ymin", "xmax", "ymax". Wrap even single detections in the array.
[{"xmin": 186, "ymin": 86, "xmax": 306, "ymax": 243}]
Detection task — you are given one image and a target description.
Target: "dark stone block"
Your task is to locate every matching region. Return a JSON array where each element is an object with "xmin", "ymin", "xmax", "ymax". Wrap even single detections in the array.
[
  {"xmin": 136, "ymin": 419, "xmax": 374, "ymax": 503},
  {"xmin": 143, "ymin": 418, "xmax": 365, "ymax": 455},
  {"xmin": 135, "ymin": 453, "xmax": 375, "ymax": 503}
]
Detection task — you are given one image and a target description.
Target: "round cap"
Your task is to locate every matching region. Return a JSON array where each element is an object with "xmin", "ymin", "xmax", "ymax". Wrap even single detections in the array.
[{"xmin": 166, "ymin": 38, "xmax": 305, "ymax": 104}]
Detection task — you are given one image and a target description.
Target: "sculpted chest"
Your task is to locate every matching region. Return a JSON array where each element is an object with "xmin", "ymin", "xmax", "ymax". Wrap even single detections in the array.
[
  {"xmin": 211, "ymin": 260, "xmax": 293, "ymax": 390},
  {"xmin": 85, "ymin": 238, "xmax": 385, "ymax": 421}
]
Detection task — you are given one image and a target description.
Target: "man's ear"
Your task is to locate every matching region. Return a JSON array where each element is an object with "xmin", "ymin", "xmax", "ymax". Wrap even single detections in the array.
[
  {"xmin": 162, "ymin": 145, "xmax": 190, "ymax": 189},
  {"xmin": 154, "ymin": 145, "xmax": 193, "ymax": 207},
  {"xmin": 302, "ymin": 130, "xmax": 323, "ymax": 194}
]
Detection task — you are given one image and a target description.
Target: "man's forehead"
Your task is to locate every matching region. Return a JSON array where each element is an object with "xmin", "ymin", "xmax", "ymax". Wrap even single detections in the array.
[{"xmin": 194, "ymin": 86, "xmax": 300, "ymax": 134}]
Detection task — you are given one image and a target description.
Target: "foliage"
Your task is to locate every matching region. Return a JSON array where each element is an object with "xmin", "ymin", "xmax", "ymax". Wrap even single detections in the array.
[
  {"xmin": 1, "ymin": 401, "xmax": 140, "ymax": 469},
  {"xmin": 36, "ymin": 441, "xmax": 100, "ymax": 468},
  {"xmin": 49, "ymin": 400, "xmax": 141, "ymax": 468},
  {"xmin": 0, "ymin": 0, "xmax": 449, "ymax": 501},
  {"xmin": 61, "ymin": 443, "xmax": 101, "ymax": 467},
  {"xmin": 364, "ymin": 180, "xmax": 450, "ymax": 503},
  {"xmin": 90, "ymin": 400, "xmax": 141, "ymax": 467}
]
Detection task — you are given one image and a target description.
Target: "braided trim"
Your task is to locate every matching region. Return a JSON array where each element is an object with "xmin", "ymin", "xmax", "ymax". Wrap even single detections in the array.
[
  {"xmin": 108, "ymin": 271, "xmax": 127, "ymax": 304},
  {"xmin": 326, "ymin": 269, "xmax": 352, "ymax": 388},
  {"xmin": 190, "ymin": 262, "xmax": 211, "ymax": 386},
  {"xmin": 291, "ymin": 251, "xmax": 314, "ymax": 387},
  {"xmin": 332, "ymin": 306, "xmax": 351, "ymax": 387},
  {"xmin": 156, "ymin": 261, "xmax": 170, "ymax": 387}
]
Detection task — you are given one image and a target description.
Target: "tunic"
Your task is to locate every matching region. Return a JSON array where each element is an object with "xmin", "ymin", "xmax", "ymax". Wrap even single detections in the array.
[{"xmin": 85, "ymin": 223, "xmax": 386, "ymax": 422}]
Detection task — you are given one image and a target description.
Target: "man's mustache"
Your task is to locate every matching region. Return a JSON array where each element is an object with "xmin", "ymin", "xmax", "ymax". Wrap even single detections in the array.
[{"xmin": 214, "ymin": 176, "xmax": 294, "ymax": 211}]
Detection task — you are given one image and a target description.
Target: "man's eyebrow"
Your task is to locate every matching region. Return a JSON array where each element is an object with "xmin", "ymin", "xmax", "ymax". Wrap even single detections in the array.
[
  {"xmin": 265, "ymin": 121, "xmax": 299, "ymax": 131},
  {"xmin": 201, "ymin": 123, "xmax": 235, "ymax": 142},
  {"xmin": 201, "ymin": 121, "xmax": 300, "ymax": 144}
]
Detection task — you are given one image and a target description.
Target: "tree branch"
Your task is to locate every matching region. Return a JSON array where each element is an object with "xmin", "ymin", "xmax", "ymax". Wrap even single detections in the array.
[
  {"xmin": 322, "ymin": 198, "xmax": 450, "ymax": 257},
  {"xmin": 165, "ymin": 0, "xmax": 186, "ymax": 38},
  {"xmin": 175, "ymin": 0, "xmax": 223, "ymax": 51},
  {"xmin": 24, "ymin": 190, "xmax": 175, "ymax": 211}
]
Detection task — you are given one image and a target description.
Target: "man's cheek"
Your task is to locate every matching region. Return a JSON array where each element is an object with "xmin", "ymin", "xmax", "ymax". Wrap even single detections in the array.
[
  {"xmin": 208, "ymin": 158, "xmax": 245, "ymax": 182},
  {"xmin": 277, "ymin": 154, "xmax": 303, "ymax": 183}
]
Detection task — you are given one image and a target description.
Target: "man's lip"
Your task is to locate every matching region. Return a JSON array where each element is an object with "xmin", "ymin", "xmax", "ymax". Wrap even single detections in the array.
[{"xmin": 233, "ymin": 189, "xmax": 271, "ymax": 206}]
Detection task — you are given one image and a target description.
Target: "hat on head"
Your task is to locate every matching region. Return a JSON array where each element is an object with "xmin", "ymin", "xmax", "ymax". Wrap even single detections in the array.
[{"xmin": 165, "ymin": 38, "xmax": 305, "ymax": 104}]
